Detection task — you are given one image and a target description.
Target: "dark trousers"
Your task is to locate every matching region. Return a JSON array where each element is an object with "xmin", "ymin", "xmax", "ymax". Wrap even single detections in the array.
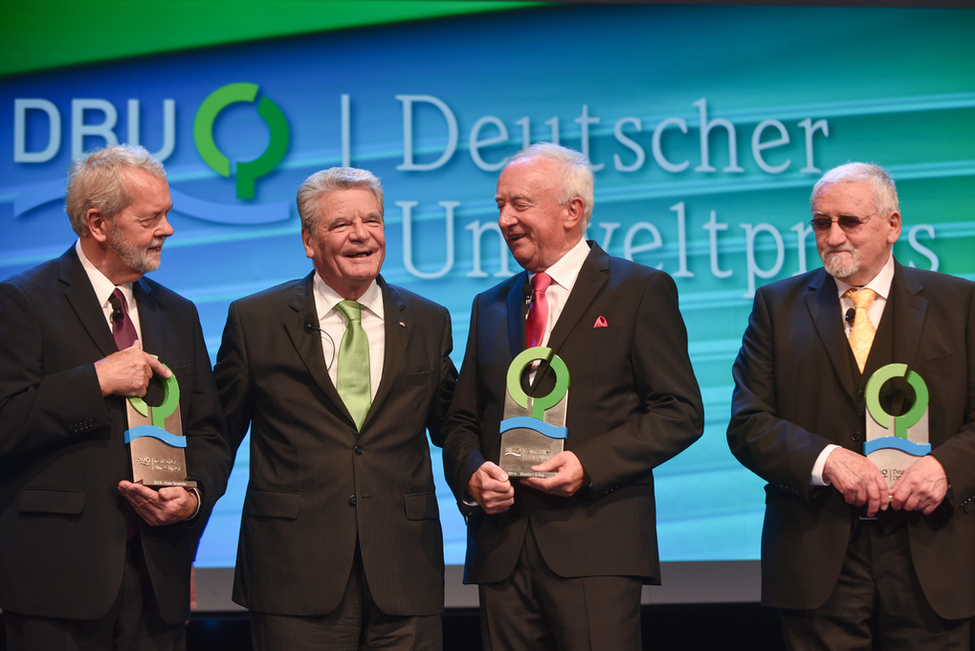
[
  {"xmin": 249, "ymin": 544, "xmax": 442, "ymax": 651},
  {"xmin": 781, "ymin": 518, "xmax": 970, "ymax": 651},
  {"xmin": 478, "ymin": 523, "xmax": 643, "ymax": 651},
  {"xmin": 3, "ymin": 539, "xmax": 185, "ymax": 651}
]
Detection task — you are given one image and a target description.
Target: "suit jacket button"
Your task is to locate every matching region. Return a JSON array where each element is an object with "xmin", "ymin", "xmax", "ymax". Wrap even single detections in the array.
[
  {"xmin": 349, "ymin": 495, "xmax": 357, "ymax": 506},
  {"xmin": 354, "ymin": 446, "xmax": 364, "ymax": 455},
  {"xmin": 851, "ymin": 432, "xmax": 862, "ymax": 442}
]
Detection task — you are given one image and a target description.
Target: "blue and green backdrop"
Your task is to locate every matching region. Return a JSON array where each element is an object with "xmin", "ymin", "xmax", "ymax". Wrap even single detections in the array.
[{"xmin": 3, "ymin": 0, "xmax": 973, "ymax": 600}]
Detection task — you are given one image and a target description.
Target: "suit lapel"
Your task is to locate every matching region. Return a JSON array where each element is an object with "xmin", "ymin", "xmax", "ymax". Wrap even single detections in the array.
[
  {"xmin": 133, "ymin": 278, "xmax": 167, "ymax": 357},
  {"xmin": 804, "ymin": 269, "xmax": 858, "ymax": 401},
  {"xmin": 284, "ymin": 273, "xmax": 346, "ymax": 413},
  {"xmin": 547, "ymin": 242, "xmax": 608, "ymax": 355},
  {"xmin": 888, "ymin": 262, "xmax": 926, "ymax": 368},
  {"xmin": 59, "ymin": 247, "xmax": 117, "ymax": 357},
  {"xmin": 506, "ymin": 271, "xmax": 529, "ymax": 359},
  {"xmin": 368, "ymin": 277, "xmax": 411, "ymax": 424}
]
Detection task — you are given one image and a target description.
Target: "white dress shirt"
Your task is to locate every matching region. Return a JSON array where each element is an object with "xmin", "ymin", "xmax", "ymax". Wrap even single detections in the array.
[
  {"xmin": 76, "ymin": 240, "xmax": 143, "ymax": 340},
  {"xmin": 528, "ymin": 238, "xmax": 591, "ymax": 347}
]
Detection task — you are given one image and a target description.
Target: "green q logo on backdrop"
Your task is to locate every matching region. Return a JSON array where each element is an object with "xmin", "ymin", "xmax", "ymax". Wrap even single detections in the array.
[{"xmin": 193, "ymin": 83, "xmax": 290, "ymax": 200}]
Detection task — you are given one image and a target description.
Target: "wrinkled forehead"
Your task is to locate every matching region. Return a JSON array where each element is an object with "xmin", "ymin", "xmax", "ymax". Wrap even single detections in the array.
[
  {"xmin": 812, "ymin": 181, "xmax": 875, "ymax": 215},
  {"xmin": 320, "ymin": 187, "xmax": 383, "ymax": 218}
]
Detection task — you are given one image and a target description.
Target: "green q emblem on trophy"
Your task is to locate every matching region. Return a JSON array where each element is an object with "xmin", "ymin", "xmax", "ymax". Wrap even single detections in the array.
[
  {"xmin": 123, "ymin": 360, "xmax": 196, "ymax": 488},
  {"xmin": 863, "ymin": 363, "xmax": 931, "ymax": 489},
  {"xmin": 499, "ymin": 347, "xmax": 570, "ymax": 477}
]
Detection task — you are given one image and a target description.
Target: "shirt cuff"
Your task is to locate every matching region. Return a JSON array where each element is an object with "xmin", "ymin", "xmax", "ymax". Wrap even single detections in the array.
[
  {"xmin": 188, "ymin": 487, "xmax": 202, "ymax": 520},
  {"xmin": 811, "ymin": 444, "xmax": 839, "ymax": 486}
]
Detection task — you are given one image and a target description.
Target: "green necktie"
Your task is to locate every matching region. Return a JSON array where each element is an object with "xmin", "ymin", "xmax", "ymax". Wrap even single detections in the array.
[{"xmin": 335, "ymin": 300, "xmax": 371, "ymax": 430}]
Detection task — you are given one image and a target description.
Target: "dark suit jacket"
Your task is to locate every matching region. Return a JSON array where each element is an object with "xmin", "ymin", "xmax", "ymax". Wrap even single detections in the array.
[
  {"xmin": 214, "ymin": 272, "xmax": 456, "ymax": 617},
  {"xmin": 728, "ymin": 260, "xmax": 975, "ymax": 620},
  {"xmin": 442, "ymin": 242, "xmax": 704, "ymax": 585},
  {"xmin": 0, "ymin": 246, "xmax": 232, "ymax": 624}
]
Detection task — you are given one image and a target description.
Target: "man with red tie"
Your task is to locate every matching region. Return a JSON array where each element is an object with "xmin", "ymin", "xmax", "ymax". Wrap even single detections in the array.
[{"xmin": 441, "ymin": 143, "xmax": 704, "ymax": 651}]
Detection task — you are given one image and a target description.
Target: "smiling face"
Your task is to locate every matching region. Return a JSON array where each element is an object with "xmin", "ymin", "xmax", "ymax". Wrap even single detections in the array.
[
  {"xmin": 495, "ymin": 156, "xmax": 584, "ymax": 273},
  {"xmin": 302, "ymin": 187, "xmax": 385, "ymax": 300},
  {"xmin": 813, "ymin": 181, "xmax": 901, "ymax": 286}
]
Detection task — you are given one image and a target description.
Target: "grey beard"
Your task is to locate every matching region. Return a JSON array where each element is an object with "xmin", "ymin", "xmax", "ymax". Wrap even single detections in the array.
[
  {"xmin": 821, "ymin": 248, "xmax": 859, "ymax": 279},
  {"xmin": 108, "ymin": 229, "xmax": 164, "ymax": 274}
]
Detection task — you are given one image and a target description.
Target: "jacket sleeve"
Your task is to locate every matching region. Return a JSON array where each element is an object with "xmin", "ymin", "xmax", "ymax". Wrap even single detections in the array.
[
  {"xmin": 440, "ymin": 295, "xmax": 489, "ymax": 505},
  {"xmin": 570, "ymin": 271, "xmax": 705, "ymax": 494},
  {"xmin": 213, "ymin": 300, "xmax": 256, "ymax": 455},
  {"xmin": 727, "ymin": 286, "xmax": 833, "ymax": 499},
  {"xmin": 0, "ymin": 280, "xmax": 111, "ymax": 464}
]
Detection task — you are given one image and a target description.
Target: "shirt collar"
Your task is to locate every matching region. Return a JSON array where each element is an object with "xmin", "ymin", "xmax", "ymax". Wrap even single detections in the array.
[
  {"xmin": 531, "ymin": 238, "xmax": 590, "ymax": 292},
  {"xmin": 75, "ymin": 240, "xmax": 135, "ymax": 308},
  {"xmin": 313, "ymin": 273, "xmax": 384, "ymax": 321},
  {"xmin": 834, "ymin": 252, "xmax": 895, "ymax": 301}
]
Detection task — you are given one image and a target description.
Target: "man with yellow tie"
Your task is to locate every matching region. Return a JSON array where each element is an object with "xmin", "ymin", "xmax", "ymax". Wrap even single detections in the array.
[
  {"xmin": 728, "ymin": 162, "xmax": 975, "ymax": 650},
  {"xmin": 214, "ymin": 167, "xmax": 457, "ymax": 650}
]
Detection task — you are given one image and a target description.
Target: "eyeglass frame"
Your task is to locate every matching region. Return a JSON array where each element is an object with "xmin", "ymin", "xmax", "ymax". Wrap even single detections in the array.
[{"xmin": 809, "ymin": 211, "xmax": 878, "ymax": 234}]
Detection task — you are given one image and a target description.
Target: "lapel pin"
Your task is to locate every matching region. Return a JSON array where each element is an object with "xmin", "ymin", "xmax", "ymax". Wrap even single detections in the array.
[{"xmin": 399, "ymin": 321, "xmax": 406, "ymax": 328}]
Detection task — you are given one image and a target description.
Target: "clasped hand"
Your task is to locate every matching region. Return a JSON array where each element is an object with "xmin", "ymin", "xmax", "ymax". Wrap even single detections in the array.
[
  {"xmin": 468, "ymin": 451, "xmax": 589, "ymax": 514},
  {"xmin": 823, "ymin": 448, "xmax": 947, "ymax": 517}
]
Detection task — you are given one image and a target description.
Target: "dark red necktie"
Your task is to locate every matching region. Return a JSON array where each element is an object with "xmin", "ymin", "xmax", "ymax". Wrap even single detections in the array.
[
  {"xmin": 108, "ymin": 288, "xmax": 138, "ymax": 350},
  {"xmin": 109, "ymin": 288, "xmax": 142, "ymax": 539},
  {"xmin": 525, "ymin": 272, "xmax": 552, "ymax": 349}
]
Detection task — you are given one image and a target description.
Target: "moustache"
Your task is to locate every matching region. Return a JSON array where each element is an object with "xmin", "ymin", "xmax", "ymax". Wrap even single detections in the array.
[{"xmin": 823, "ymin": 244, "xmax": 854, "ymax": 255}]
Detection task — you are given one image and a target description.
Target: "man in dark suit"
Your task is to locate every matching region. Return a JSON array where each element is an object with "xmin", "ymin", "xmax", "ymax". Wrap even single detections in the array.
[
  {"xmin": 214, "ymin": 167, "xmax": 456, "ymax": 651},
  {"xmin": 728, "ymin": 162, "xmax": 975, "ymax": 649},
  {"xmin": 0, "ymin": 145, "xmax": 232, "ymax": 650},
  {"xmin": 441, "ymin": 143, "xmax": 704, "ymax": 651}
]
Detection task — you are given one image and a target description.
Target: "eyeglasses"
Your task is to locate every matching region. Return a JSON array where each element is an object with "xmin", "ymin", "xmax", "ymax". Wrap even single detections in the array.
[{"xmin": 809, "ymin": 212, "xmax": 876, "ymax": 233}]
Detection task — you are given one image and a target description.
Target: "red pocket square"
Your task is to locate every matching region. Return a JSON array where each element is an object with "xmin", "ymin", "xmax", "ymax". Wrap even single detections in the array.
[{"xmin": 593, "ymin": 316, "xmax": 608, "ymax": 328}]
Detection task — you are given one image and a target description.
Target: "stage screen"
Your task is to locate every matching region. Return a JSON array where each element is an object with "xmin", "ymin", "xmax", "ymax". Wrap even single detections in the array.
[{"xmin": 3, "ymin": 0, "xmax": 973, "ymax": 606}]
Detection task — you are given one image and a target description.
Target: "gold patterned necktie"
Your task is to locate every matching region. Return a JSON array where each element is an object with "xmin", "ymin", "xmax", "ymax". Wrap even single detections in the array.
[
  {"xmin": 845, "ymin": 288, "xmax": 877, "ymax": 373},
  {"xmin": 335, "ymin": 300, "xmax": 371, "ymax": 430}
]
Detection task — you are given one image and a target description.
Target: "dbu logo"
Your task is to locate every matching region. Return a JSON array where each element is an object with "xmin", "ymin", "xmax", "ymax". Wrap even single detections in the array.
[{"xmin": 193, "ymin": 83, "xmax": 290, "ymax": 200}]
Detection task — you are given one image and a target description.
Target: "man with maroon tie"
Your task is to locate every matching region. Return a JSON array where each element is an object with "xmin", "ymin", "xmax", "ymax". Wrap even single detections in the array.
[{"xmin": 0, "ymin": 145, "xmax": 232, "ymax": 650}]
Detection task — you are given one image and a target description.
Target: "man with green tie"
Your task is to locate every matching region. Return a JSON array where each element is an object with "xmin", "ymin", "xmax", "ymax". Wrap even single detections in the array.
[{"xmin": 215, "ymin": 167, "xmax": 457, "ymax": 650}]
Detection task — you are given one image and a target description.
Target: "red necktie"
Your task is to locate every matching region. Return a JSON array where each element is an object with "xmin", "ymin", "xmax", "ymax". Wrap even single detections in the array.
[
  {"xmin": 525, "ymin": 272, "xmax": 552, "ymax": 349},
  {"xmin": 109, "ymin": 288, "xmax": 138, "ymax": 350}
]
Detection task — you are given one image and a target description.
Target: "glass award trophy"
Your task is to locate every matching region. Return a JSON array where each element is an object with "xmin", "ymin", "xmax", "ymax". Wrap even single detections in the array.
[
  {"xmin": 124, "ymin": 361, "xmax": 196, "ymax": 488},
  {"xmin": 864, "ymin": 363, "xmax": 930, "ymax": 489},
  {"xmin": 499, "ymin": 346, "xmax": 570, "ymax": 478}
]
